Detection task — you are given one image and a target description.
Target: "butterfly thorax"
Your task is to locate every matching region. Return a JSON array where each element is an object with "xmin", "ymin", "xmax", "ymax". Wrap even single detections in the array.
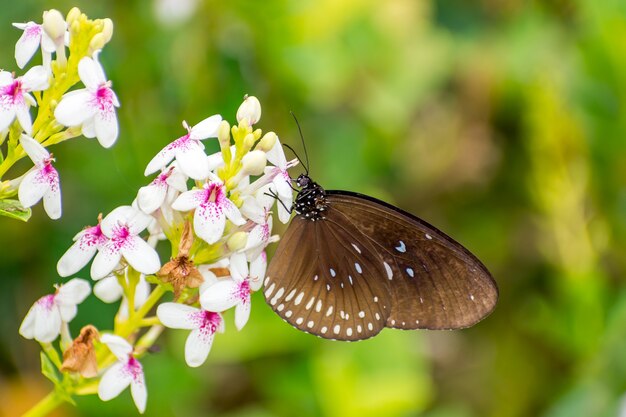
[{"xmin": 294, "ymin": 174, "xmax": 328, "ymax": 221}]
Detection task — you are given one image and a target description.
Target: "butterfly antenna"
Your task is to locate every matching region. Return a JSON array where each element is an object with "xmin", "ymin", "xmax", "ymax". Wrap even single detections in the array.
[{"xmin": 290, "ymin": 111, "xmax": 310, "ymax": 174}]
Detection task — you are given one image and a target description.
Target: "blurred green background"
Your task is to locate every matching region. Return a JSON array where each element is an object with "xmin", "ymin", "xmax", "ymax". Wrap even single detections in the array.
[{"xmin": 2, "ymin": 0, "xmax": 626, "ymax": 416}]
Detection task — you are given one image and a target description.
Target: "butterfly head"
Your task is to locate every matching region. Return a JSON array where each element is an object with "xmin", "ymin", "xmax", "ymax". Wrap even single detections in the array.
[{"xmin": 294, "ymin": 174, "xmax": 327, "ymax": 221}]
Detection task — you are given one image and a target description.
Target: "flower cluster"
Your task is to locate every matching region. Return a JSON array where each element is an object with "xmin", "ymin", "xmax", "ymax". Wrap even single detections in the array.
[
  {"xmin": 20, "ymin": 92, "xmax": 297, "ymax": 414},
  {"xmin": 0, "ymin": 8, "xmax": 116, "ymax": 221}
]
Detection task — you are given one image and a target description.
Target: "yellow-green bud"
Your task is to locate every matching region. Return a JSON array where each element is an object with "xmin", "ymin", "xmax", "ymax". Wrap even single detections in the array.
[
  {"xmin": 42, "ymin": 9, "xmax": 66, "ymax": 41},
  {"xmin": 66, "ymin": 7, "xmax": 81, "ymax": 26},
  {"xmin": 243, "ymin": 133, "xmax": 255, "ymax": 150},
  {"xmin": 101, "ymin": 18, "xmax": 114, "ymax": 43},
  {"xmin": 89, "ymin": 33, "xmax": 106, "ymax": 52},
  {"xmin": 218, "ymin": 120, "xmax": 231, "ymax": 148},
  {"xmin": 227, "ymin": 232, "xmax": 248, "ymax": 251},
  {"xmin": 241, "ymin": 150, "xmax": 267, "ymax": 175},
  {"xmin": 236, "ymin": 95, "xmax": 262, "ymax": 126},
  {"xmin": 257, "ymin": 132, "xmax": 277, "ymax": 152}
]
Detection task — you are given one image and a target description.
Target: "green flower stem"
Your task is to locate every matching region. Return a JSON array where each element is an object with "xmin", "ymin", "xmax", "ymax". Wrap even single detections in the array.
[
  {"xmin": 117, "ymin": 284, "xmax": 166, "ymax": 339},
  {"xmin": 22, "ymin": 391, "xmax": 64, "ymax": 417}
]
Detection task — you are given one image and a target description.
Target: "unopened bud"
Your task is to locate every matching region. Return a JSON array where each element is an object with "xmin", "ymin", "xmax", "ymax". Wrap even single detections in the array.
[
  {"xmin": 89, "ymin": 33, "xmax": 106, "ymax": 52},
  {"xmin": 218, "ymin": 120, "xmax": 231, "ymax": 148},
  {"xmin": 227, "ymin": 231, "xmax": 248, "ymax": 251},
  {"xmin": 241, "ymin": 150, "xmax": 267, "ymax": 175},
  {"xmin": 101, "ymin": 18, "xmax": 114, "ymax": 43},
  {"xmin": 236, "ymin": 95, "xmax": 261, "ymax": 126},
  {"xmin": 243, "ymin": 133, "xmax": 255, "ymax": 150},
  {"xmin": 42, "ymin": 9, "xmax": 66, "ymax": 41},
  {"xmin": 66, "ymin": 7, "xmax": 81, "ymax": 26},
  {"xmin": 257, "ymin": 132, "xmax": 277, "ymax": 152}
]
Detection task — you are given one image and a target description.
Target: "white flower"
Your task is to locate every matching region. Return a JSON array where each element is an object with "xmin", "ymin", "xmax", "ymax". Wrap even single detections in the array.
[
  {"xmin": 144, "ymin": 115, "xmax": 222, "ymax": 180},
  {"xmin": 91, "ymin": 206, "xmax": 161, "ymax": 279},
  {"xmin": 54, "ymin": 55, "xmax": 120, "ymax": 148},
  {"xmin": 172, "ymin": 180, "xmax": 245, "ymax": 244},
  {"xmin": 157, "ymin": 303, "xmax": 224, "ymax": 367},
  {"xmin": 236, "ymin": 95, "xmax": 261, "ymax": 126},
  {"xmin": 18, "ymin": 134, "xmax": 62, "ymax": 219},
  {"xmin": 57, "ymin": 223, "xmax": 108, "ymax": 277},
  {"xmin": 137, "ymin": 163, "xmax": 187, "ymax": 214},
  {"xmin": 12, "ymin": 21, "xmax": 55, "ymax": 69},
  {"xmin": 0, "ymin": 67, "xmax": 49, "ymax": 134},
  {"xmin": 19, "ymin": 278, "xmax": 90, "ymax": 343},
  {"xmin": 200, "ymin": 253, "xmax": 263, "ymax": 330},
  {"xmin": 98, "ymin": 334, "xmax": 147, "ymax": 414}
]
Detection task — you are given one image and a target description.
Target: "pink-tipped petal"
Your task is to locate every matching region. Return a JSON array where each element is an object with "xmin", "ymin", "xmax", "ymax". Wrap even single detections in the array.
[
  {"xmin": 144, "ymin": 143, "xmax": 178, "ymax": 176},
  {"xmin": 171, "ymin": 189, "xmax": 202, "ymax": 212},
  {"xmin": 189, "ymin": 114, "xmax": 222, "ymax": 140},
  {"xmin": 34, "ymin": 302, "xmax": 61, "ymax": 343},
  {"xmin": 57, "ymin": 240, "xmax": 100, "ymax": 277},
  {"xmin": 121, "ymin": 236, "xmax": 160, "ymax": 276},
  {"xmin": 185, "ymin": 328, "xmax": 214, "ymax": 368}
]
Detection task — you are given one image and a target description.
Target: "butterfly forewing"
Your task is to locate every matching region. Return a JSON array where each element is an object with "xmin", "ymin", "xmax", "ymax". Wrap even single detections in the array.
[
  {"xmin": 326, "ymin": 191, "xmax": 498, "ymax": 330},
  {"xmin": 265, "ymin": 215, "xmax": 391, "ymax": 341}
]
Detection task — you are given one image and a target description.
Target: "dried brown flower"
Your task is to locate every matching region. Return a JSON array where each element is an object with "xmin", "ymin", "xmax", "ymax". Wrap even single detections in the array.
[{"xmin": 61, "ymin": 325, "xmax": 99, "ymax": 378}]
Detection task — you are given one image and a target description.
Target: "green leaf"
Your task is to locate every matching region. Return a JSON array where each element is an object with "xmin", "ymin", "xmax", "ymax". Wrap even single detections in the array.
[
  {"xmin": 40, "ymin": 351, "xmax": 61, "ymax": 386},
  {"xmin": 0, "ymin": 199, "xmax": 31, "ymax": 222}
]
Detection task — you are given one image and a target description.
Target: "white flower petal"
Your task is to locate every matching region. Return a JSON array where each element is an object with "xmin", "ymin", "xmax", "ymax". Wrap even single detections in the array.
[
  {"xmin": 43, "ymin": 183, "xmax": 62, "ymax": 220},
  {"xmin": 18, "ymin": 169, "xmax": 47, "ymax": 208},
  {"xmin": 58, "ymin": 304, "xmax": 77, "ymax": 323},
  {"xmin": 54, "ymin": 89, "xmax": 95, "ymax": 126},
  {"xmin": 144, "ymin": 142, "xmax": 179, "ymax": 176},
  {"xmin": 200, "ymin": 280, "xmax": 239, "ymax": 312},
  {"xmin": 137, "ymin": 183, "xmax": 167, "ymax": 214},
  {"xmin": 94, "ymin": 108, "xmax": 118, "ymax": 148},
  {"xmin": 175, "ymin": 143, "xmax": 209, "ymax": 180},
  {"xmin": 194, "ymin": 203, "xmax": 225, "ymax": 244},
  {"xmin": 81, "ymin": 116, "xmax": 96, "ymax": 138},
  {"xmin": 20, "ymin": 134, "xmax": 49, "ymax": 164},
  {"xmin": 18, "ymin": 304, "xmax": 37, "ymax": 339},
  {"xmin": 221, "ymin": 198, "xmax": 246, "ymax": 226},
  {"xmin": 189, "ymin": 115, "xmax": 222, "ymax": 140},
  {"xmin": 266, "ymin": 137, "xmax": 287, "ymax": 168},
  {"xmin": 101, "ymin": 334, "xmax": 133, "ymax": 359},
  {"xmin": 14, "ymin": 23, "xmax": 41, "ymax": 69},
  {"xmin": 130, "ymin": 372, "xmax": 147, "ymax": 414},
  {"xmin": 98, "ymin": 361, "xmax": 132, "ymax": 401},
  {"xmin": 57, "ymin": 234, "xmax": 101, "ymax": 277},
  {"xmin": 15, "ymin": 104, "xmax": 33, "ymax": 135},
  {"xmin": 135, "ymin": 276, "xmax": 151, "ymax": 308},
  {"xmin": 157, "ymin": 303, "xmax": 199, "ymax": 329},
  {"xmin": 185, "ymin": 328, "xmax": 214, "ymax": 368},
  {"xmin": 121, "ymin": 236, "xmax": 161, "ymax": 276},
  {"xmin": 249, "ymin": 252, "xmax": 266, "ymax": 292},
  {"xmin": 34, "ymin": 303, "xmax": 61, "ymax": 343},
  {"xmin": 22, "ymin": 65, "xmax": 49, "ymax": 91},
  {"xmin": 94, "ymin": 276, "xmax": 123, "ymax": 303},
  {"xmin": 234, "ymin": 300, "xmax": 251, "ymax": 331},
  {"xmin": 91, "ymin": 244, "xmax": 123, "ymax": 280},
  {"xmin": 0, "ymin": 108, "xmax": 16, "ymax": 132},
  {"xmin": 171, "ymin": 189, "xmax": 202, "ymax": 211},
  {"xmin": 229, "ymin": 253, "xmax": 248, "ymax": 282},
  {"xmin": 78, "ymin": 56, "xmax": 106, "ymax": 90},
  {"xmin": 56, "ymin": 278, "xmax": 90, "ymax": 306}
]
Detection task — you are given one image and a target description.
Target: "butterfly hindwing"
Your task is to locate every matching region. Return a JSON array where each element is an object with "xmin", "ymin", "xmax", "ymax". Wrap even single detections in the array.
[
  {"xmin": 326, "ymin": 191, "xmax": 498, "ymax": 330},
  {"xmin": 265, "ymin": 215, "xmax": 391, "ymax": 341}
]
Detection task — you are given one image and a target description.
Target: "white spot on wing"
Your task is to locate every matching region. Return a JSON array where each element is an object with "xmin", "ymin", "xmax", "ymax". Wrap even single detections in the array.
[
  {"xmin": 367, "ymin": 322, "xmax": 373, "ymax": 331},
  {"xmin": 425, "ymin": 233, "xmax": 432, "ymax": 240},
  {"xmin": 285, "ymin": 310, "xmax": 292, "ymax": 318},
  {"xmin": 375, "ymin": 313, "xmax": 381, "ymax": 320},
  {"xmin": 358, "ymin": 311, "xmax": 365, "ymax": 318},
  {"xmin": 321, "ymin": 326, "xmax": 328, "ymax": 334},
  {"xmin": 315, "ymin": 299, "xmax": 323, "ymax": 312},
  {"xmin": 351, "ymin": 243, "xmax": 362, "ymax": 254},
  {"xmin": 307, "ymin": 321, "xmax": 314, "ymax": 328},
  {"xmin": 277, "ymin": 304, "xmax": 284, "ymax": 311},
  {"xmin": 395, "ymin": 240, "xmax": 406, "ymax": 252},
  {"xmin": 326, "ymin": 306, "xmax": 334, "ymax": 316},
  {"xmin": 264, "ymin": 283, "xmax": 275, "ymax": 298},
  {"xmin": 348, "ymin": 275, "xmax": 353, "ymax": 285},
  {"xmin": 384, "ymin": 262, "xmax": 393, "ymax": 280},
  {"xmin": 306, "ymin": 297, "xmax": 315, "ymax": 310},
  {"xmin": 470, "ymin": 294, "xmax": 475, "ymax": 301},
  {"xmin": 285, "ymin": 289, "xmax": 296, "ymax": 301},
  {"xmin": 333, "ymin": 325, "xmax": 341, "ymax": 334},
  {"xmin": 347, "ymin": 328, "xmax": 353, "ymax": 336},
  {"xmin": 296, "ymin": 317, "xmax": 304, "ymax": 325},
  {"xmin": 294, "ymin": 292, "xmax": 305, "ymax": 305},
  {"xmin": 357, "ymin": 325, "xmax": 362, "ymax": 333},
  {"xmin": 330, "ymin": 268, "xmax": 336, "ymax": 277},
  {"xmin": 355, "ymin": 263, "xmax": 362, "ymax": 274},
  {"xmin": 406, "ymin": 268, "xmax": 414, "ymax": 278}
]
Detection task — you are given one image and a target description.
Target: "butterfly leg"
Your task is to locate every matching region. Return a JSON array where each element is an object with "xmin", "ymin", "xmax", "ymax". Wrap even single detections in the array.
[{"xmin": 264, "ymin": 188, "xmax": 294, "ymax": 213}]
